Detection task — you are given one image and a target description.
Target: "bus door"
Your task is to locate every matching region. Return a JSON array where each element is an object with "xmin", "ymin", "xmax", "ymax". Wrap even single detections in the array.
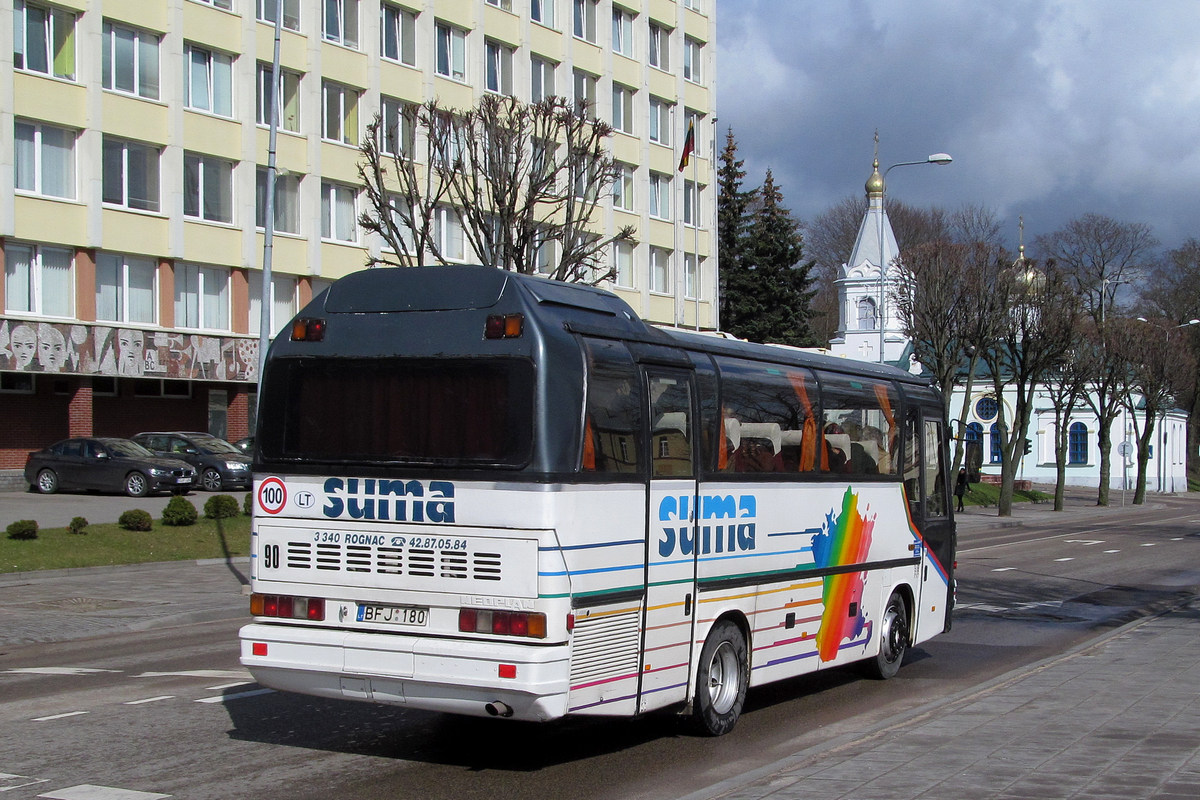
[
  {"xmin": 904, "ymin": 404, "xmax": 955, "ymax": 640},
  {"xmin": 639, "ymin": 366, "xmax": 700, "ymax": 713}
]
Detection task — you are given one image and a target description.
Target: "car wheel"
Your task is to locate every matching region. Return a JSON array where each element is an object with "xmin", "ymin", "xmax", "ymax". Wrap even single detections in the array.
[
  {"xmin": 691, "ymin": 619, "xmax": 749, "ymax": 736},
  {"xmin": 869, "ymin": 591, "xmax": 909, "ymax": 680},
  {"xmin": 125, "ymin": 471, "xmax": 150, "ymax": 498},
  {"xmin": 36, "ymin": 468, "xmax": 59, "ymax": 494},
  {"xmin": 201, "ymin": 468, "xmax": 223, "ymax": 492}
]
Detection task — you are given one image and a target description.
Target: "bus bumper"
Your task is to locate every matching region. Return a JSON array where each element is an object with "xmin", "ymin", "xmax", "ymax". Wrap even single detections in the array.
[{"xmin": 239, "ymin": 622, "xmax": 571, "ymax": 722}]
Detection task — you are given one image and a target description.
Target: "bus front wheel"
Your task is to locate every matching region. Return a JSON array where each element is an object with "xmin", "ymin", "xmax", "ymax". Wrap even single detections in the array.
[
  {"xmin": 691, "ymin": 619, "xmax": 748, "ymax": 736},
  {"xmin": 870, "ymin": 591, "xmax": 909, "ymax": 680}
]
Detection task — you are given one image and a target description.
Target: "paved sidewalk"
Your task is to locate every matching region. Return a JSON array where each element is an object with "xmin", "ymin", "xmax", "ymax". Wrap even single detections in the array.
[{"xmin": 686, "ymin": 596, "xmax": 1200, "ymax": 800}]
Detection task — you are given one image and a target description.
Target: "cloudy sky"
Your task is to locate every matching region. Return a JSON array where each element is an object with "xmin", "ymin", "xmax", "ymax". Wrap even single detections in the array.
[{"xmin": 715, "ymin": 1, "xmax": 1200, "ymax": 255}]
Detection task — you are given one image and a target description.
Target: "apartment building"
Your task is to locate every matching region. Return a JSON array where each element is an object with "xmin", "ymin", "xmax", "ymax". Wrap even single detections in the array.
[{"xmin": 0, "ymin": 0, "xmax": 717, "ymax": 471}]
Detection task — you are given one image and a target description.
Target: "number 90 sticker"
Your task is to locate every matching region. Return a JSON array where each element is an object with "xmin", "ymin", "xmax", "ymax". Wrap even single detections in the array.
[{"xmin": 258, "ymin": 477, "xmax": 287, "ymax": 515}]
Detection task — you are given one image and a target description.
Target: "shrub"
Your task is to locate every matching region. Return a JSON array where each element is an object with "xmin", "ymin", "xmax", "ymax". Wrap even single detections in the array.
[
  {"xmin": 204, "ymin": 494, "xmax": 240, "ymax": 520},
  {"xmin": 162, "ymin": 496, "xmax": 199, "ymax": 526},
  {"xmin": 6, "ymin": 519, "xmax": 38, "ymax": 540},
  {"xmin": 119, "ymin": 509, "xmax": 154, "ymax": 531},
  {"xmin": 68, "ymin": 516, "xmax": 89, "ymax": 535},
  {"xmin": 243, "ymin": 492, "xmax": 253, "ymax": 516}
]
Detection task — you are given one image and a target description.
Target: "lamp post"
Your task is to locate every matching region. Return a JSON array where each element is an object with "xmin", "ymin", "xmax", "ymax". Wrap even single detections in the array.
[{"xmin": 876, "ymin": 152, "xmax": 953, "ymax": 364}]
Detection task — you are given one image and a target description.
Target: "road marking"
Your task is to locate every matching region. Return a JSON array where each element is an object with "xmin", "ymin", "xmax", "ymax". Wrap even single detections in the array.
[
  {"xmin": 1054, "ymin": 557, "xmax": 1074, "ymax": 562},
  {"xmin": 1105, "ymin": 549, "xmax": 1120, "ymax": 553},
  {"xmin": 1141, "ymin": 542, "xmax": 1158, "ymax": 547},
  {"xmin": 196, "ymin": 688, "xmax": 274, "ymax": 704},
  {"xmin": 31, "ymin": 711, "xmax": 89, "ymax": 722},
  {"xmin": 0, "ymin": 772, "xmax": 50, "ymax": 792},
  {"xmin": 203, "ymin": 682, "xmax": 254, "ymax": 692},
  {"xmin": 5, "ymin": 668, "xmax": 120, "ymax": 676},
  {"xmin": 1064, "ymin": 539, "xmax": 1103, "ymax": 545},
  {"xmin": 991, "ymin": 567, "xmax": 1016, "ymax": 572},
  {"xmin": 123, "ymin": 696, "xmax": 175, "ymax": 705},
  {"xmin": 135, "ymin": 670, "xmax": 251, "ymax": 680},
  {"xmin": 37, "ymin": 785, "xmax": 170, "ymax": 800}
]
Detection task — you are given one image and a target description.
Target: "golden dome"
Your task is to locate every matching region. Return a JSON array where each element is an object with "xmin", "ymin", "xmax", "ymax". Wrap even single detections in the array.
[{"xmin": 866, "ymin": 158, "xmax": 884, "ymax": 196}]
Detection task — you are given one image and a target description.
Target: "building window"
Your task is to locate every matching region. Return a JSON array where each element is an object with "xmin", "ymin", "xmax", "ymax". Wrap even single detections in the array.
[
  {"xmin": 648, "ymin": 22, "xmax": 670, "ymax": 71},
  {"xmin": 322, "ymin": 81, "xmax": 359, "ymax": 145},
  {"xmin": 434, "ymin": 206, "xmax": 465, "ymax": 262},
  {"xmin": 649, "ymin": 172, "xmax": 671, "ymax": 220},
  {"xmin": 102, "ymin": 137, "xmax": 160, "ymax": 212},
  {"xmin": 650, "ymin": 247, "xmax": 671, "ymax": 294},
  {"xmin": 15, "ymin": 119, "xmax": 75, "ymax": 200},
  {"xmin": 323, "ymin": 0, "xmax": 359, "ymax": 49},
  {"xmin": 380, "ymin": 97, "xmax": 415, "ymax": 159},
  {"xmin": 573, "ymin": 69, "xmax": 597, "ymax": 117},
  {"xmin": 184, "ymin": 43, "xmax": 233, "ymax": 117},
  {"xmin": 321, "ymin": 181, "xmax": 357, "ymax": 243},
  {"xmin": 989, "ymin": 422, "xmax": 1002, "ymax": 464},
  {"xmin": 682, "ymin": 0, "xmax": 702, "ymax": 11},
  {"xmin": 257, "ymin": 63, "xmax": 301, "ymax": 132},
  {"xmin": 14, "ymin": 1, "xmax": 76, "ymax": 80},
  {"xmin": 5, "ymin": 244, "xmax": 73, "ymax": 318},
  {"xmin": 613, "ymin": 162, "xmax": 634, "ymax": 211},
  {"xmin": 485, "ymin": 0, "xmax": 512, "ymax": 10},
  {"xmin": 612, "ymin": 83, "xmax": 635, "ymax": 134},
  {"xmin": 614, "ymin": 240, "xmax": 634, "ymax": 288},
  {"xmin": 258, "ymin": 0, "xmax": 300, "ymax": 31},
  {"xmin": 485, "ymin": 39, "xmax": 513, "ymax": 95},
  {"xmin": 175, "ymin": 263, "xmax": 229, "ymax": 331},
  {"xmin": 255, "ymin": 167, "xmax": 300, "ymax": 234},
  {"xmin": 435, "ymin": 22, "xmax": 466, "ymax": 81},
  {"xmin": 683, "ymin": 180, "xmax": 700, "ymax": 227},
  {"xmin": 381, "ymin": 3, "xmax": 416, "ymax": 66},
  {"xmin": 96, "ymin": 253, "xmax": 156, "ymax": 325},
  {"xmin": 249, "ymin": 274, "xmax": 297, "ymax": 337},
  {"xmin": 684, "ymin": 253, "xmax": 699, "ymax": 299},
  {"xmin": 975, "ymin": 396, "xmax": 999, "ymax": 422},
  {"xmin": 1069, "ymin": 422, "xmax": 1088, "ymax": 465},
  {"xmin": 649, "ymin": 97, "xmax": 672, "ymax": 145},
  {"xmin": 102, "ymin": 22, "xmax": 159, "ymax": 99},
  {"xmin": 195, "ymin": 0, "xmax": 234, "ymax": 8},
  {"xmin": 684, "ymin": 37, "xmax": 702, "ymax": 84},
  {"xmin": 857, "ymin": 297, "xmax": 877, "ymax": 330},
  {"xmin": 573, "ymin": 0, "xmax": 597, "ymax": 43},
  {"xmin": 184, "ymin": 153, "xmax": 234, "ymax": 224},
  {"xmin": 532, "ymin": 0, "xmax": 556, "ymax": 28},
  {"xmin": 612, "ymin": 7, "xmax": 634, "ymax": 56},
  {"xmin": 383, "ymin": 195, "xmax": 416, "ymax": 254},
  {"xmin": 531, "ymin": 228, "xmax": 555, "ymax": 275},
  {"xmin": 531, "ymin": 55, "xmax": 556, "ymax": 102}
]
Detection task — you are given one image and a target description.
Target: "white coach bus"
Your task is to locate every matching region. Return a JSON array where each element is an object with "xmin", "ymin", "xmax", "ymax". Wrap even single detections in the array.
[{"xmin": 239, "ymin": 266, "xmax": 955, "ymax": 735}]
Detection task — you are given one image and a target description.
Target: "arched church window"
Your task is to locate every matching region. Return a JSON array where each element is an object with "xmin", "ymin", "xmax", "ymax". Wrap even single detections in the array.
[
  {"xmin": 857, "ymin": 297, "xmax": 877, "ymax": 330},
  {"xmin": 989, "ymin": 422, "xmax": 1002, "ymax": 464},
  {"xmin": 1068, "ymin": 422, "xmax": 1088, "ymax": 465}
]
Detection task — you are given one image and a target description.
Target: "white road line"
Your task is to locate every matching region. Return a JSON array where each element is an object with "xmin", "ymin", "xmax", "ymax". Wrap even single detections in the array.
[
  {"xmin": 196, "ymin": 688, "xmax": 274, "ymax": 704},
  {"xmin": 37, "ymin": 784, "xmax": 170, "ymax": 800},
  {"xmin": 1054, "ymin": 557, "xmax": 1074, "ymax": 562},
  {"xmin": 991, "ymin": 567, "xmax": 1016, "ymax": 572},
  {"xmin": 1141, "ymin": 542, "xmax": 1158, "ymax": 547},
  {"xmin": 122, "ymin": 696, "xmax": 175, "ymax": 705},
  {"xmin": 5, "ymin": 668, "xmax": 121, "ymax": 676},
  {"xmin": 203, "ymin": 682, "xmax": 254, "ymax": 692},
  {"xmin": 1105, "ymin": 549, "xmax": 1120, "ymax": 553},
  {"xmin": 31, "ymin": 711, "xmax": 89, "ymax": 722},
  {"xmin": 0, "ymin": 772, "xmax": 50, "ymax": 792},
  {"xmin": 135, "ymin": 670, "xmax": 251, "ymax": 680}
]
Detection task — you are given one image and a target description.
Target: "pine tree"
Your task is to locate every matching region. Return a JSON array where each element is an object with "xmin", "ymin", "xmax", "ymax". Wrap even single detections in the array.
[
  {"xmin": 717, "ymin": 128, "xmax": 755, "ymax": 314},
  {"xmin": 723, "ymin": 169, "xmax": 817, "ymax": 346}
]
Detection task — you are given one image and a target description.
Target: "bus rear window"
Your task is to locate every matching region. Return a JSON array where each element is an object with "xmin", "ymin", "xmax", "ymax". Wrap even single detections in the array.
[{"xmin": 260, "ymin": 358, "xmax": 534, "ymax": 467}]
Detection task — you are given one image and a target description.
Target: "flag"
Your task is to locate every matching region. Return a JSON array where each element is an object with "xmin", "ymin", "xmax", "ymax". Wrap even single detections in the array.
[{"xmin": 678, "ymin": 119, "xmax": 695, "ymax": 172}]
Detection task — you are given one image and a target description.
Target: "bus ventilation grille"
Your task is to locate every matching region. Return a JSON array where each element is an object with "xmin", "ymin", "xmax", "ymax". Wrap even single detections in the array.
[
  {"xmin": 284, "ymin": 540, "xmax": 503, "ymax": 581},
  {"xmin": 570, "ymin": 608, "xmax": 641, "ymax": 685}
]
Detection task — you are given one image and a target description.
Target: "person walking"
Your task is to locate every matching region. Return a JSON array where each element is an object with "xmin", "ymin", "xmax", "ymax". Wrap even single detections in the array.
[{"xmin": 955, "ymin": 467, "xmax": 969, "ymax": 512}]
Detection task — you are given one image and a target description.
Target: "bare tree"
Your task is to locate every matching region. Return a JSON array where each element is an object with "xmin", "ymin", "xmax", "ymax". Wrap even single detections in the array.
[
  {"xmin": 358, "ymin": 95, "xmax": 634, "ymax": 283},
  {"xmin": 1042, "ymin": 336, "xmax": 1093, "ymax": 511}
]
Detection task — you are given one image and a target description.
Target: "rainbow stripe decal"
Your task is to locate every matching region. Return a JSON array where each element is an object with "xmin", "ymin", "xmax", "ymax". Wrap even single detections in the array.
[{"xmin": 812, "ymin": 487, "xmax": 874, "ymax": 663}]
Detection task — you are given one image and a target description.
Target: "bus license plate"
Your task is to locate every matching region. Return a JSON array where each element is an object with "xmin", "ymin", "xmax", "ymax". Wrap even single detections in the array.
[{"xmin": 356, "ymin": 604, "xmax": 428, "ymax": 627}]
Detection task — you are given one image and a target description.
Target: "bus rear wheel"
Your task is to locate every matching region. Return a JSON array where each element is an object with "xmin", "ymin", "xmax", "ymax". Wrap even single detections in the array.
[
  {"xmin": 691, "ymin": 619, "xmax": 748, "ymax": 736},
  {"xmin": 870, "ymin": 591, "xmax": 909, "ymax": 680}
]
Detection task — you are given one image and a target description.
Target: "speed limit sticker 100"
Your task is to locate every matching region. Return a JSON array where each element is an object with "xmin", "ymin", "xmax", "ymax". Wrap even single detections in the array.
[{"xmin": 258, "ymin": 477, "xmax": 287, "ymax": 514}]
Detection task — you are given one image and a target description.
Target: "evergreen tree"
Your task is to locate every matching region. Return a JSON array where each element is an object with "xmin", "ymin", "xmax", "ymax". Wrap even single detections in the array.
[
  {"xmin": 717, "ymin": 128, "xmax": 755, "ymax": 316},
  {"xmin": 723, "ymin": 169, "xmax": 817, "ymax": 346}
]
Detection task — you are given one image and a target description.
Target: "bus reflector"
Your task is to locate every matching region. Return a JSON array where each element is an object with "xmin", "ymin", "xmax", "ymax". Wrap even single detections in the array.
[
  {"xmin": 498, "ymin": 664, "xmax": 517, "ymax": 679},
  {"xmin": 252, "ymin": 642, "xmax": 268, "ymax": 656},
  {"xmin": 485, "ymin": 313, "xmax": 524, "ymax": 339},
  {"xmin": 459, "ymin": 608, "xmax": 546, "ymax": 639},
  {"xmin": 251, "ymin": 593, "xmax": 326, "ymax": 622},
  {"xmin": 290, "ymin": 318, "xmax": 326, "ymax": 341}
]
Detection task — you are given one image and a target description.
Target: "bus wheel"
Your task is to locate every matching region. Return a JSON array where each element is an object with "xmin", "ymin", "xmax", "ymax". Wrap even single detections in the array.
[
  {"xmin": 692, "ymin": 619, "xmax": 748, "ymax": 736},
  {"xmin": 871, "ymin": 591, "xmax": 909, "ymax": 680}
]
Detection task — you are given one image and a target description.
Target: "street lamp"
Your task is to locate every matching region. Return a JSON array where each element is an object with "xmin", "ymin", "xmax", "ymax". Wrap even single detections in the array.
[{"xmin": 876, "ymin": 152, "xmax": 953, "ymax": 363}]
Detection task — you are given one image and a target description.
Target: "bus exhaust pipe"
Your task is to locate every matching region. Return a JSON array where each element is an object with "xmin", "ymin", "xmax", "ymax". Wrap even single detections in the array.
[{"xmin": 485, "ymin": 701, "xmax": 513, "ymax": 718}]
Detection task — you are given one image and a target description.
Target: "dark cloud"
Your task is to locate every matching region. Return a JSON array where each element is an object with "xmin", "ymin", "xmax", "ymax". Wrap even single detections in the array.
[{"xmin": 717, "ymin": 1, "xmax": 1200, "ymax": 254}]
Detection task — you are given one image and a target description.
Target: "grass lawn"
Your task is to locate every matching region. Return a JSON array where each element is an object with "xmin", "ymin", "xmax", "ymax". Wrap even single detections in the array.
[
  {"xmin": 1, "ymin": 515, "xmax": 251, "ymax": 573},
  {"xmin": 962, "ymin": 482, "xmax": 1051, "ymax": 507}
]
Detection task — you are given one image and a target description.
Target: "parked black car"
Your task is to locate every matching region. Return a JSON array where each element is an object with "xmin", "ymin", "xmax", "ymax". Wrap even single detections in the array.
[
  {"xmin": 24, "ymin": 437, "xmax": 196, "ymax": 497},
  {"xmin": 132, "ymin": 431, "xmax": 252, "ymax": 491}
]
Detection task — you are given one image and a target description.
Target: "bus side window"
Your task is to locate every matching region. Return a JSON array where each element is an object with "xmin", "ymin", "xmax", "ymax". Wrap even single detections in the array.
[
  {"xmin": 903, "ymin": 408, "xmax": 922, "ymax": 518},
  {"xmin": 924, "ymin": 419, "xmax": 947, "ymax": 518},
  {"xmin": 582, "ymin": 338, "xmax": 643, "ymax": 475},
  {"xmin": 650, "ymin": 377, "xmax": 693, "ymax": 478}
]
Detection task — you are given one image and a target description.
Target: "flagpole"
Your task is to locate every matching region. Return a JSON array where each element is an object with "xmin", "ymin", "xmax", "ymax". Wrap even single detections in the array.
[{"xmin": 692, "ymin": 144, "xmax": 699, "ymax": 330}]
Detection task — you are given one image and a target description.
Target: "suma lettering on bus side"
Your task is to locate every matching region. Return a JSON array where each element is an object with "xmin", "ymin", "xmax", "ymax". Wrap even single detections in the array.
[
  {"xmin": 657, "ymin": 494, "xmax": 757, "ymax": 558},
  {"xmin": 322, "ymin": 478, "xmax": 455, "ymax": 523}
]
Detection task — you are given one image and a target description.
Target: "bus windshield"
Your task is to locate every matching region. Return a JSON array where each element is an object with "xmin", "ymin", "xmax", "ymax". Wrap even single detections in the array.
[{"xmin": 259, "ymin": 357, "xmax": 535, "ymax": 467}]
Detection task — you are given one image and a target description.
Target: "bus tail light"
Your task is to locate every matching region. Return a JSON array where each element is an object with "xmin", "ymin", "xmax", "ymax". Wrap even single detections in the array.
[
  {"xmin": 485, "ymin": 313, "xmax": 524, "ymax": 339},
  {"xmin": 290, "ymin": 318, "xmax": 326, "ymax": 341},
  {"xmin": 459, "ymin": 608, "xmax": 546, "ymax": 639},
  {"xmin": 251, "ymin": 593, "xmax": 325, "ymax": 621}
]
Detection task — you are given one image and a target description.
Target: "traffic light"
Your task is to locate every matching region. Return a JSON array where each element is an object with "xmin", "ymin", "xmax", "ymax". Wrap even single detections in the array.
[{"xmin": 1023, "ymin": 438, "xmax": 1032, "ymax": 455}]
